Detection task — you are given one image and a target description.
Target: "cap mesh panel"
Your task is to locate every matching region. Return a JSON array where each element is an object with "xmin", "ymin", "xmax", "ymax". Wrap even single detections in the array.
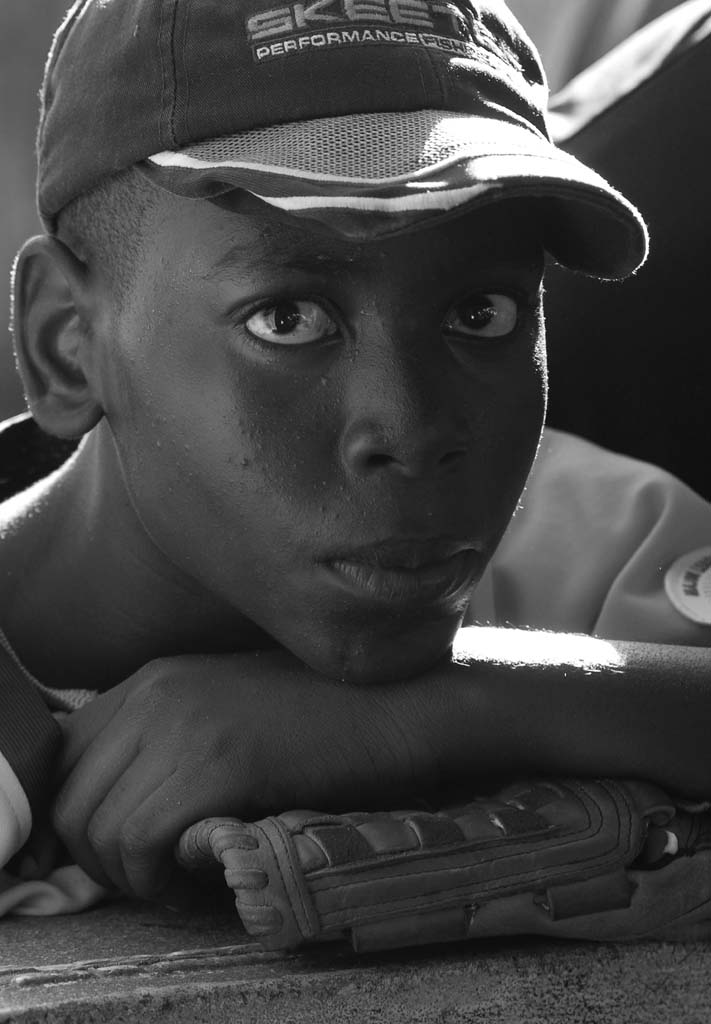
[{"xmin": 179, "ymin": 110, "xmax": 540, "ymax": 181}]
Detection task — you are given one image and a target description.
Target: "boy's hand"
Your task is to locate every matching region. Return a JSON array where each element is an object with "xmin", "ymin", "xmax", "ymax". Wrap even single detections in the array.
[{"xmin": 52, "ymin": 651, "xmax": 425, "ymax": 902}]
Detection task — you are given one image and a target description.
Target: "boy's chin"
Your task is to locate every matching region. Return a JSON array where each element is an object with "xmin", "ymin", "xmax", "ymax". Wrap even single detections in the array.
[{"xmin": 309, "ymin": 624, "xmax": 459, "ymax": 686}]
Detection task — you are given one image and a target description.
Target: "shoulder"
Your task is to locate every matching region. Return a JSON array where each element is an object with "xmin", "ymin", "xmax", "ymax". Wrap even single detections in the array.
[
  {"xmin": 532, "ymin": 427, "xmax": 690, "ymax": 494},
  {"xmin": 522, "ymin": 427, "xmax": 709, "ymax": 546},
  {"xmin": 468, "ymin": 429, "xmax": 711, "ymax": 644}
]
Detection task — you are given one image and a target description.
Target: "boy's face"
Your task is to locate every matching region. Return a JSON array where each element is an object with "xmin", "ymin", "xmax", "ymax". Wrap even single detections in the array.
[{"xmin": 95, "ymin": 191, "xmax": 546, "ymax": 683}]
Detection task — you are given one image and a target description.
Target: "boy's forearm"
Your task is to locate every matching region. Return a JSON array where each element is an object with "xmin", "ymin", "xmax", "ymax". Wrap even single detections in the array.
[{"xmin": 377, "ymin": 627, "xmax": 711, "ymax": 801}]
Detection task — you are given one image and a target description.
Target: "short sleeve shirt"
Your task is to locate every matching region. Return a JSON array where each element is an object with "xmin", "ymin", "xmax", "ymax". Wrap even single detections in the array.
[{"xmin": 465, "ymin": 428, "xmax": 711, "ymax": 645}]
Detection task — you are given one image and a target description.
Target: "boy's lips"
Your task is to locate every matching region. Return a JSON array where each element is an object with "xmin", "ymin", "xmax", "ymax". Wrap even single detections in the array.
[{"xmin": 318, "ymin": 538, "xmax": 482, "ymax": 607}]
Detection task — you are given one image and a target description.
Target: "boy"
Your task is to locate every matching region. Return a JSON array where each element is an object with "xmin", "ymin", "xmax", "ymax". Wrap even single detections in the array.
[{"xmin": 1, "ymin": 0, "xmax": 710, "ymax": 915}]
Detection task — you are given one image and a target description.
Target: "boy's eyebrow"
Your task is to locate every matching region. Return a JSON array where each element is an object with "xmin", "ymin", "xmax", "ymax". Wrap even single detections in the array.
[{"xmin": 204, "ymin": 241, "xmax": 351, "ymax": 281}]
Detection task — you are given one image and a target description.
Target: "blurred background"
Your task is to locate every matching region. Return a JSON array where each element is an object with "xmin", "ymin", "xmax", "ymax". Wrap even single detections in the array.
[
  {"xmin": 509, "ymin": 0, "xmax": 681, "ymax": 90},
  {"xmin": 0, "ymin": 0, "xmax": 682, "ymax": 423},
  {"xmin": 1, "ymin": 0, "xmax": 70, "ymax": 419}
]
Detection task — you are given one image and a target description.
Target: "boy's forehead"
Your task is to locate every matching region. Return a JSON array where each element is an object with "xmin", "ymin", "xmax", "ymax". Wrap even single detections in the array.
[{"xmin": 155, "ymin": 189, "xmax": 543, "ymax": 275}]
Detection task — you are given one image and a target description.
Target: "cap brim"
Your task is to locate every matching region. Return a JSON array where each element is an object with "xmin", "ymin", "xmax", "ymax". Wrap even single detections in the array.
[{"xmin": 143, "ymin": 110, "xmax": 648, "ymax": 280}]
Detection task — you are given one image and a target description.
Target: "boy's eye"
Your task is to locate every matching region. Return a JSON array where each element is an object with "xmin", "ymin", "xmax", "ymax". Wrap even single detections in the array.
[
  {"xmin": 443, "ymin": 293, "xmax": 519, "ymax": 339},
  {"xmin": 245, "ymin": 300, "xmax": 337, "ymax": 345}
]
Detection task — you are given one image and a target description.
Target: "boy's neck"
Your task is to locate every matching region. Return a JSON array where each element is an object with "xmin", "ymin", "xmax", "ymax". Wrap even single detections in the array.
[{"xmin": 0, "ymin": 422, "xmax": 270, "ymax": 690}]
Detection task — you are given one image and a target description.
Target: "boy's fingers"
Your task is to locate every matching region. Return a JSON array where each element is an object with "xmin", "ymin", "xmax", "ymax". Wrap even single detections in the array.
[
  {"xmin": 119, "ymin": 769, "xmax": 240, "ymax": 900},
  {"xmin": 122, "ymin": 796, "xmax": 201, "ymax": 899},
  {"xmin": 84, "ymin": 755, "xmax": 174, "ymax": 894},
  {"xmin": 52, "ymin": 731, "xmax": 139, "ymax": 883}
]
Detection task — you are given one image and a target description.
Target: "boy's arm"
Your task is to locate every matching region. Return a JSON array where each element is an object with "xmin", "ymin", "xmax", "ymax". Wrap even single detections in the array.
[
  {"xmin": 0, "ymin": 645, "xmax": 61, "ymax": 866},
  {"xmin": 53, "ymin": 631, "xmax": 710, "ymax": 901},
  {"xmin": 407, "ymin": 628, "xmax": 711, "ymax": 799}
]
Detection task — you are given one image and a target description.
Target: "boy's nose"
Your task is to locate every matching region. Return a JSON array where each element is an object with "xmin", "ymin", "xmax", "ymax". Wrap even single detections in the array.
[
  {"xmin": 339, "ymin": 349, "xmax": 470, "ymax": 479},
  {"xmin": 340, "ymin": 419, "xmax": 468, "ymax": 478}
]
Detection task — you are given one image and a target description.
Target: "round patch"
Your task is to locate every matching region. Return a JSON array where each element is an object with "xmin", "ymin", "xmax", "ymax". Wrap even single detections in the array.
[{"xmin": 664, "ymin": 546, "xmax": 711, "ymax": 626}]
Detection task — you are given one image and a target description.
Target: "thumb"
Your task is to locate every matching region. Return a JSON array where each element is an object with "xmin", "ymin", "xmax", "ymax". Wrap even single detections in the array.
[{"xmin": 56, "ymin": 681, "xmax": 130, "ymax": 778}]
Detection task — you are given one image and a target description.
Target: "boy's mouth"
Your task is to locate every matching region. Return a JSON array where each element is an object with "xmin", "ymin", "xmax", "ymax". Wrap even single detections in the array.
[{"xmin": 319, "ymin": 538, "xmax": 481, "ymax": 607}]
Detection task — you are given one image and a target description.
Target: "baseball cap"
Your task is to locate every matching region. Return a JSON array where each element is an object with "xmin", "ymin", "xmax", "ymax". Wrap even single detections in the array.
[{"xmin": 37, "ymin": 0, "xmax": 648, "ymax": 279}]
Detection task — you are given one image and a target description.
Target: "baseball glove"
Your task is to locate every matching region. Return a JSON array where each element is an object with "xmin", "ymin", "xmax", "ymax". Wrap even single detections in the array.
[{"xmin": 176, "ymin": 778, "xmax": 711, "ymax": 952}]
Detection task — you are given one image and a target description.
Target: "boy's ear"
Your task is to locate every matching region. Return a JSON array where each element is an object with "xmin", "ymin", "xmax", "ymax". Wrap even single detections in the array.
[{"xmin": 12, "ymin": 235, "xmax": 104, "ymax": 440}]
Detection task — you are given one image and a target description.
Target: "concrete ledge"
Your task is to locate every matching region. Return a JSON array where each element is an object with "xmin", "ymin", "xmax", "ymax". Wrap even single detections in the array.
[{"xmin": 1, "ymin": 901, "xmax": 710, "ymax": 1023}]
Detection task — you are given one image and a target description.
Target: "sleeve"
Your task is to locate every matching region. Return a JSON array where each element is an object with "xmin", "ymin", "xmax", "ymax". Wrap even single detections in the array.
[
  {"xmin": 0, "ymin": 644, "xmax": 61, "ymax": 866},
  {"xmin": 467, "ymin": 428, "xmax": 711, "ymax": 645}
]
